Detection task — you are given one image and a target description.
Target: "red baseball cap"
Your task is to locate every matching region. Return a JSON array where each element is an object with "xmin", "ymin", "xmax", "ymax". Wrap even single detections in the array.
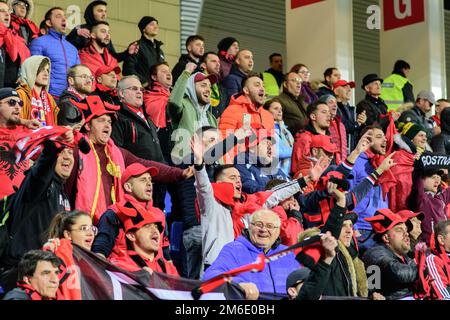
[
  {"xmin": 95, "ymin": 65, "xmax": 121, "ymax": 78},
  {"xmin": 116, "ymin": 203, "xmax": 165, "ymax": 233},
  {"xmin": 364, "ymin": 208, "xmax": 409, "ymax": 234},
  {"xmin": 121, "ymin": 163, "xmax": 159, "ymax": 184},
  {"xmin": 194, "ymin": 72, "xmax": 218, "ymax": 85},
  {"xmin": 397, "ymin": 210, "xmax": 425, "ymax": 222},
  {"xmin": 310, "ymin": 134, "xmax": 338, "ymax": 154},
  {"xmin": 333, "ymin": 80, "xmax": 356, "ymax": 90}
]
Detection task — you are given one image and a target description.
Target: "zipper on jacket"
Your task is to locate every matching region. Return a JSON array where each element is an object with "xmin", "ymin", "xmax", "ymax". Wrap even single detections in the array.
[
  {"xmin": 336, "ymin": 253, "xmax": 352, "ymax": 296},
  {"xmin": 60, "ymin": 37, "xmax": 68, "ymax": 71},
  {"xmin": 267, "ymin": 259, "xmax": 277, "ymax": 294}
]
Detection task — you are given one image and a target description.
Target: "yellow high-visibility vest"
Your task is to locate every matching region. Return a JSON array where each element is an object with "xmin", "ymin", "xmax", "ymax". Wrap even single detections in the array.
[{"xmin": 380, "ymin": 73, "xmax": 411, "ymax": 111}]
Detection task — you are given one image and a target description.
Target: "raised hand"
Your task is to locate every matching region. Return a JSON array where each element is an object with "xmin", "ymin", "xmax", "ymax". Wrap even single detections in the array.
[
  {"xmin": 376, "ymin": 152, "xmax": 396, "ymax": 174},
  {"xmin": 191, "ymin": 134, "xmax": 203, "ymax": 165},
  {"xmin": 185, "ymin": 62, "xmax": 197, "ymax": 74},
  {"xmin": 321, "ymin": 231, "xmax": 338, "ymax": 263},
  {"xmin": 309, "ymin": 156, "xmax": 330, "ymax": 182},
  {"xmin": 77, "ymin": 28, "xmax": 91, "ymax": 38},
  {"xmin": 327, "ymin": 182, "xmax": 346, "ymax": 207},
  {"xmin": 128, "ymin": 41, "xmax": 139, "ymax": 55},
  {"xmin": 357, "ymin": 110, "xmax": 367, "ymax": 126}
]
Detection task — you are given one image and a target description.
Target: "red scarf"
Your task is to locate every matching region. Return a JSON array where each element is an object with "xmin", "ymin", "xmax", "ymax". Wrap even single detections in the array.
[
  {"xmin": 365, "ymin": 150, "xmax": 397, "ymax": 201},
  {"xmin": 379, "ymin": 111, "xmax": 398, "ymax": 154},
  {"xmin": 219, "ymin": 50, "xmax": 236, "ymax": 62},
  {"xmin": 96, "ymin": 83, "xmax": 118, "ymax": 97},
  {"xmin": 31, "ymin": 88, "xmax": 55, "ymax": 126},
  {"xmin": 10, "ymin": 14, "xmax": 39, "ymax": 40},
  {"xmin": 66, "ymin": 87, "xmax": 84, "ymax": 101},
  {"xmin": 17, "ymin": 283, "xmax": 61, "ymax": 300},
  {"xmin": 0, "ymin": 23, "xmax": 30, "ymax": 63}
]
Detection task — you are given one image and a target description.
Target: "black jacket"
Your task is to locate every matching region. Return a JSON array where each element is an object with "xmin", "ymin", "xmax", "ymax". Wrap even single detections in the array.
[
  {"xmin": 0, "ymin": 48, "xmax": 19, "ymax": 88},
  {"xmin": 122, "ymin": 36, "xmax": 165, "ymax": 85},
  {"xmin": 66, "ymin": 1, "xmax": 127, "ymax": 62},
  {"xmin": 91, "ymin": 87, "xmax": 121, "ymax": 106},
  {"xmin": 430, "ymin": 108, "xmax": 450, "ymax": 154},
  {"xmin": 398, "ymin": 105, "xmax": 435, "ymax": 142},
  {"xmin": 111, "ymin": 103, "xmax": 165, "ymax": 163},
  {"xmin": 57, "ymin": 90, "xmax": 84, "ymax": 126},
  {"xmin": 337, "ymin": 101, "xmax": 360, "ymax": 152},
  {"xmin": 362, "ymin": 244, "xmax": 418, "ymax": 300},
  {"xmin": 356, "ymin": 94, "xmax": 389, "ymax": 130},
  {"xmin": 2, "ymin": 141, "xmax": 70, "ymax": 268},
  {"xmin": 171, "ymin": 54, "xmax": 201, "ymax": 84}
]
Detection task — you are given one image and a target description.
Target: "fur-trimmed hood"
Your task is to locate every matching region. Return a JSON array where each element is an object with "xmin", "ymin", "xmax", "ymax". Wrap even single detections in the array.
[
  {"xmin": 8, "ymin": 0, "xmax": 34, "ymax": 19},
  {"xmin": 396, "ymin": 102, "xmax": 414, "ymax": 114}
]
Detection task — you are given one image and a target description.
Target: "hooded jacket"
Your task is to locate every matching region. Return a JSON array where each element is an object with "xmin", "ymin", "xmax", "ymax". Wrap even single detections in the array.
[
  {"xmin": 274, "ymin": 121, "xmax": 294, "ymax": 177},
  {"xmin": 29, "ymin": 28, "xmax": 80, "ymax": 97},
  {"xmin": 168, "ymin": 70, "xmax": 218, "ymax": 160},
  {"xmin": 3, "ymin": 141, "xmax": 71, "ymax": 268},
  {"xmin": 202, "ymin": 232, "xmax": 300, "ymax": 295},
  {"xmin": 66, "ymin": 1, "xmax": 126, "ymax": 62},
  {"xmin": 222, "ymin": 64, "xmax": 247, "ymax": 102},
  {"xmin": 388, "ymin": 135, "xmax": 416, "ymax": 212},
  {"xmin": 8, "ymin": 0, "xmax": 39, "ymax": 45},
  {"xmin": 398, "ymin": 105, "xmax": 435, "ymax": 142},
  {"xmin": 122, "ymin": 35, "xmax": 165, "ymax": 85},
  {"xmin": 277, "ymin": 87, "xmax": 308, "ymax": 136},
  {"xmin": 431, "ymin": 108, "xmax": 450, "ymax": 154},
  {"xmin": 17, "ymin": 55, "xmax": 59, "ymax": 124},
  {"xmin": 362, "ymin": 243, "xmax": 418, "ymax": 300}
]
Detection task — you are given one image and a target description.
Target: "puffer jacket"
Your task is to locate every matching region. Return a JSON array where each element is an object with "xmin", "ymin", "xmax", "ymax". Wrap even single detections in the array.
[
  {"xmin": 431, "ymin": 108, "xmax": 450, "ymax": 154},
  {"xmin": 29, "ymin": 29, "xmax": 80, "ymax": 97},
  {"xmin": 362, "ymin": 243, "xmax": 418, "ymax": 300},
  {"xmin": 202, "ymin": 232, "xmax": 300, "ymax": 295}
]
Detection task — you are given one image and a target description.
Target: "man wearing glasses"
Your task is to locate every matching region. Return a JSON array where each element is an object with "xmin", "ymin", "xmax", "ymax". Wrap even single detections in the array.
[
  {"xmin": 276, "ymin": 72, "xmax": 308, "ymax": 136},
  {"xmin": 58, "ymin": 64, "xmax": 94, "ymax": 126},
  {"xmin": 202, "ymin": 209, "xmax": 300, "ymax": 299}
]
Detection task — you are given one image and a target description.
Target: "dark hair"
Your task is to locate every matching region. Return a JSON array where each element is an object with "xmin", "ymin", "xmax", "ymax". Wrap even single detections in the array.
[
  {"xmin": 358, "ymin": 124, "xmax": 383, "ymax": 142},
  {"xmin": 306, "ymin": 101, "xmax": 327, "ymax": 118},
  {"xmin": 437, "ymin": 98, "xmax": 449, "ymax": 105},
  {"xmin": 393, "ymin": 60, "xmax": 410, "ymax": 75},
  {"xmin": 36, "ymin": 58, "xmax": 50, "ymax": 76},
  {"xmin": 91, "ymin": 20, "xmax": 110, "ymax": 28},
  {"xmin": 269, "ymin": 53, "xmax": 282, "ymax": 63},
  {"xmin": 283, "ymin": 71, "xmax": 299, "ymax": 82},
  {"xmin": 200, "ymin": 51, "xmax": 219, "ymax": 65},
  {"xmin": 265, "ymin": 179, "xmax": 287, "ymax": 191},
  {"xmin": 434, "ymin": 220, "xmax": 450, "ymax": 251},
  {"xmin": 67, "ymin": 64, "xmax": 91, "ymax": 82},
  {"xmin": 44, "ymin": 7, "xmax": 64, "ymax": 22},
  {"xmin": 148, "ymin": 61, "xmax": 169, "ymax": 88},
  {"xmin": 47, "ymin": 210, "xmax": 90, "ymax": 239},
  {"xmin": 186, "ymin": 35, "xmax": 205, "ymax": 50},
  {"xmin": 241, "ymin": 72, "xmax": 263, "ymax": 90},
  {"xmin": 323, "ymin": 67, "xmax": 337, "ymax": 81},
  {"xmin": 213, "ymin": 164, "xmax": 235, "ymax": 182},
  {"xmin": 290, "ymin": 63, "xmax": 308, "ymax": 74},
  {"xmin": 17, "ymin": 250, "xmax": 62, "ymax": 281},
  {"xmin": 263, "ymin": 97, "xmax": 282, "ymax": 110}
]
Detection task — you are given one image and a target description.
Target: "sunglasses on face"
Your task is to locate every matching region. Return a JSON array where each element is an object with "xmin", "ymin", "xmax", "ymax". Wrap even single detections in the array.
[{"xmin": 1, "ymin": 99, "xmax": 24, "ymax": 107}]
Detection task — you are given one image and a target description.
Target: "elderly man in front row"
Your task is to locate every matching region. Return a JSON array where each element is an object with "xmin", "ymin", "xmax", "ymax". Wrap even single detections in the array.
[{"xmin": 202, "ymin": 209, "xmax": 301, "ymax": 299}]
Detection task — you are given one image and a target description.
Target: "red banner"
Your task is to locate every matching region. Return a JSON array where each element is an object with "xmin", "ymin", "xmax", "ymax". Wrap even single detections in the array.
[
  {"xmin": 383, "ymin": 0, "xmax": 424, "ymax": 31},
  {"xmin": 291, "ymin": 0, "xmax": 324, "ymax": 9}
]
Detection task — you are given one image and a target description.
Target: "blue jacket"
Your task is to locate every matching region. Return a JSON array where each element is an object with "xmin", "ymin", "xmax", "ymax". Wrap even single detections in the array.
[
  {"xmin": 222, "ymin": 64, "xmax": 246, "ymax": 102},
  {"xmin": 202, "ymin": 235, "xmax": 300, "ymax": 295},
  {"xmin": 235, "ymin": 153, "xmax": 289, "ymax": 194},
  {"xmin": 348, "ymin": 153, "xmax": 388, "ymax": 230},
  {"xmin": 29, "ymin": 28, "xmax": 80, "ymax": 97},
  {"xmin": 274, "ymin": 122, "xmax": 294, "ymax": 177}
]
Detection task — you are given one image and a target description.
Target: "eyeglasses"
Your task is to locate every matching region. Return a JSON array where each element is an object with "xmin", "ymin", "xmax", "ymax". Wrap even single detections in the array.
[
  {"xmin": 124, "ymin": 86, "xmax": 145, "ymax": 93},
  {"xmin": 288, "ymin": 78, "xmax": 302, "ymax": 83},
  {"xmin": 71, "ymin": 225, "xmax": 98, "ymax": 236},
  {"xmin": 14, "ymin": 2, "xmax": 28, "ymax": 9},
  {"xmin": 299, "ymin": 70, "xmax": 311, "ymax": 75},
  {"xmin": 75, "ymin": 74, "xmax": 95, "ymax": 82},
  {"xmin": 0, "ymin": 99, "xmax": 23, "ymax": 107},
  {"xmin": 251, "ymin": 221, "xmax": 279, "ymax": 231}
]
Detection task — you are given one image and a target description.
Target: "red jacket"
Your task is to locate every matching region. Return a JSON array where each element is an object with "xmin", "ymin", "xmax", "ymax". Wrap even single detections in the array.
[
  {"xmin": 291, "ymin": 130, "xmax": 313, "ymax": 178},
  {"xmin": 426, "ymin": 247, "xmax": 450, "ymax": 300},
  {"xmin": 9, "ymin": 15, "xmax": 39, "ymax": 43},
  {"xmin": 143, "ymin": 83, "xmax": 170, "ymax": 128},
  {"xmin": 79, "ymin": 43, "xmax": 119, "ymax": 77},
  {"xmin": 329, "ymin": 116, "xmax": 346, "ymax": 165},
  {"xmin": 0, "ymin": 126, "xmax": 31, "ymax": 198}
]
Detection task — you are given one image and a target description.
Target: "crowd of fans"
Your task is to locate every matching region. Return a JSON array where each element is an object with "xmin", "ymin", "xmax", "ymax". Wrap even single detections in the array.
[{"xmin": 0, "ymin": 0, "xmax": 450, "ymax": 301}]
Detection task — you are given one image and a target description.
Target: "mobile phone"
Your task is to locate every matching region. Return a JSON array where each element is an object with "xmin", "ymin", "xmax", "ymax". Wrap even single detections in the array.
[{"xmin": 243, "ymin": 113, "xmax": 251, "ymax": 129}]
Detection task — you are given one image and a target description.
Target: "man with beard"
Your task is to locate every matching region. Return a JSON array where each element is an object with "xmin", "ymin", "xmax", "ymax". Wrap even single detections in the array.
[
  {"xmin": 363, "ymin": 209, "xmax": 418, "ymax": 300},
  {"xmin": 219, "ymin": 73, "xmax": 274, "ymax": 163},
  {"xmin": 79, "ymin": 21, "xmax": 119, "ymax": 77},
  {"xmin": 171, "ymin": 35, "xmax": 204, "ymax": 83},
  {"xmin": 348, "ymin": 125, "xmax": 397, "ymax": 253},
  {"xmin": 29, "ymin": 7, "xmax": 79, "ymax": 99},
  {"xmin": 57, "ymin": 64, "xmax": 94, "ymax": 126},
  {"xmin": 169, "ymin": 63, "xmax": 218, "ymax": 162},
  {"xmin": 200, "ymin": 52, "xmax": 228, "ymax": 118}
]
